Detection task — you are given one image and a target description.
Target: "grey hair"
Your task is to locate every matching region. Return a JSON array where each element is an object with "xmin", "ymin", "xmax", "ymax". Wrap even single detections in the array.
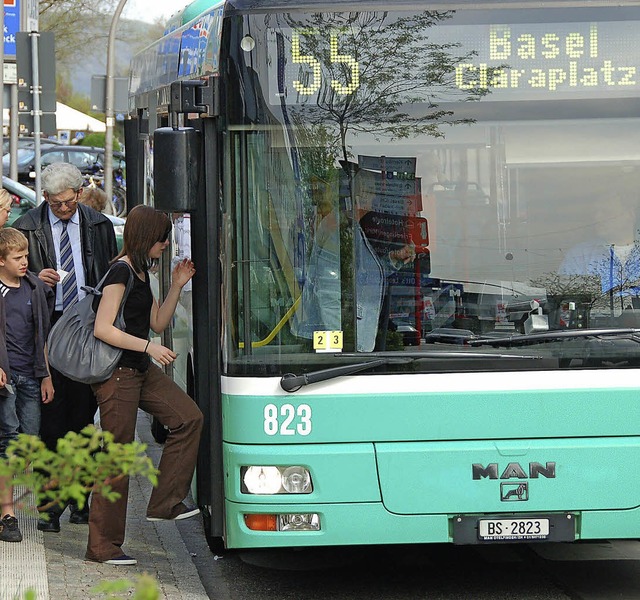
[{"xmin": 41, "ymin": 162, "xmax": 84, "ymax": 195}]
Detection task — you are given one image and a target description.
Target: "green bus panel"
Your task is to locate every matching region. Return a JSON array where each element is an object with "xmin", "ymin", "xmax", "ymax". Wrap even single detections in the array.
[
  {"xmin": 224, "ymin": 442, "xmax": 381, "ymax": 504},
  {"xmin": 224, "ymin": 500, "xmax": 640, "ymax": 548},
  {"xmin": 221, "ymin": 383, "xmax": 640, "ymax": 444},
  {"xmin": 581, "ymin": 509, "xmax": 640, "ymax": 539},
  {"xmin": 224, "ymin": 436, "xmax": 640, "ymax": 547},
  {"xmin": 225, "ymin": 502, "xmax": 450, "ymax": 548},
  {"xmin": 376, "ymin": 438, "xmax": 640, "ymax": 514}
]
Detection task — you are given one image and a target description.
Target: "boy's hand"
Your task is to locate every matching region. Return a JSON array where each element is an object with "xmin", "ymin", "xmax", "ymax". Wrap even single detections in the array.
[
  {"xmin": 41, "ymin": 376, "xmax": 54, "ymax": 404},
  {"xmin": 0, "ymin": 368, "xmax": 6, "ymax": 387},
  {"xmin": 39, "ymin": 268, "xmax": 61, "ymax": 287}
]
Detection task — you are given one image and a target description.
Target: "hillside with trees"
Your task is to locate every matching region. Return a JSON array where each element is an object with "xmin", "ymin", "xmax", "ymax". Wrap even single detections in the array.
[{"xmin": 39, "ymin": 0, "xmax": 164, "ymax": 115}]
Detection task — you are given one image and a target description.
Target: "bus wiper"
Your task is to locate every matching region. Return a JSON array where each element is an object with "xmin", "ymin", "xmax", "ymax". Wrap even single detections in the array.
[
  {"xmin": 280, "ymin": 351, "xmax": 542, "ymax": 392},
  {"xmin": 468, "ymin": 327, "xmax": 640, "ymax": 348},
  {"xmin": 281, "ymin": 359, "xmax": 390, "ymax": 392}
]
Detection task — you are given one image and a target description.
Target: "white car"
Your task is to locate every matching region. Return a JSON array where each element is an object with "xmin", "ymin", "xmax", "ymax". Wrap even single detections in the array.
[{"xmin": 2, "ymin": 175, "xmax": 125, "ymax": 246}]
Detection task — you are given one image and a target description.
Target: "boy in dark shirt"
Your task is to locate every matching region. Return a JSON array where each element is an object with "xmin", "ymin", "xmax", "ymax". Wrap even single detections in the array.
[{"xmin": 0, "ymin": 228, "xmax": 54, "ymax": 542}]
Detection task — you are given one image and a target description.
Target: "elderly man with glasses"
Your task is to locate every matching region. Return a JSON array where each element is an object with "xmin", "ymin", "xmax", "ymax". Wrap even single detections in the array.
[{"xmin": 13, "ymin": 162, "xmax": 117, "ymax": 532}]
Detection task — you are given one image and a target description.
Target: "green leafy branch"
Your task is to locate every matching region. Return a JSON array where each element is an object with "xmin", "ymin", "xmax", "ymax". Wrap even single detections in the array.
[
  {"xmin": 0, "ymin": 425, "xmax": 158, "ymax": 513},
  {"xmin": 91, "ymin": 574, "xmax": 160, "ymax": 600}
]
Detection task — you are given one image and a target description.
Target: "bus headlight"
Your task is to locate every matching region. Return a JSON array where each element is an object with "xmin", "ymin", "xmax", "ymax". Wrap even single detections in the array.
[
  {"xmin": 281, "ymin": 466, "xmax": 311, "ymax": 493},
  {"xmin": 242, "ymin": 466, "xmax": 282, "ymax": 494},
  {"xmin": 241, "ymin": 466, "xmax": 313, "ymax": 494}
]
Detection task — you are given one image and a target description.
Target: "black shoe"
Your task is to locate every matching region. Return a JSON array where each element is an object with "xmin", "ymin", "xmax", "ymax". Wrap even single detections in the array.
[
  {"xmin": 69, "ymin": 503, "xmax": 90, "ymax": 525},
  {"xmin": 37, "ymin": 512, "xmax": 61, "ymax": 533},
  {"xmin": 0, "ymin": 515, "xmax": 22, "ymax": 542}
]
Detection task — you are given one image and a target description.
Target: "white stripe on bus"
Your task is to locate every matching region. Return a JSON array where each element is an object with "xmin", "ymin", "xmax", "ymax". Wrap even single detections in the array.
[{"xmin": 222, "ymin": 368, "xmax": 640, "ymax": 396}]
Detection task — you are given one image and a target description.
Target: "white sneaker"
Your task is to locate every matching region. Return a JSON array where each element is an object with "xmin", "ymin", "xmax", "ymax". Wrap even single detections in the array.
[
  {"xmin": 147, "ymin": 504, "xmax": 200, "ymax": 522},
  {"xmin": 103, "ymin": 554, "xmax": 137, "ymax": 565}
]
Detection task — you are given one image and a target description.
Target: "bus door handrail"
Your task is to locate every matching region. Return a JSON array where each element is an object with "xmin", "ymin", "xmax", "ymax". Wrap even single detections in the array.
[{"xmin": 239, "ymin": 296, "xmax": 301, "ymax": 349}]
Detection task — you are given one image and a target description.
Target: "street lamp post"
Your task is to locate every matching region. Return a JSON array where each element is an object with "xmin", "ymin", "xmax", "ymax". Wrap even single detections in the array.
[{"xmin": 104, "ymin": 0, "xmax": 129, "ymax": 207}]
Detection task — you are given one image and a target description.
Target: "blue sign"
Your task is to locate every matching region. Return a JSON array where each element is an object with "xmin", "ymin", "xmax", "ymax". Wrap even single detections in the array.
[{"xmin": 4, "ymin": 0, "xmax": 20, "ymax": 60}]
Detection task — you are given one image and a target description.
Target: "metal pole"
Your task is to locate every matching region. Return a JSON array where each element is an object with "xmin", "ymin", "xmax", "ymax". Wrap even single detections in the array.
[
  {"xmin": 10, "ymin": 83, "xmax": 17, "ymax": 181},
  {"xmin": 30, "ymin": 31, "xmax": 42, "ymax": 201},
  {"xmin": 104, "ymin": 0, "xmax": 129, "ymax": 207}
]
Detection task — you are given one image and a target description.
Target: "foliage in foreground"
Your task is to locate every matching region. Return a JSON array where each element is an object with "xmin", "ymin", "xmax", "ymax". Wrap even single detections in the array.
[
  {"xmin": 2, "ymin": 426, "xmax": 161, "ymax": 599},
  {"xmin": 0, "ymin": 425, "xmax": 158, "ymax": 513},
  {"xmin": 20, "ymin": 574, "xmax": 160, "ymax": 600},
  {"xmin": 92, "ymin": 574, "xmax": 160, "ymax": 599}
]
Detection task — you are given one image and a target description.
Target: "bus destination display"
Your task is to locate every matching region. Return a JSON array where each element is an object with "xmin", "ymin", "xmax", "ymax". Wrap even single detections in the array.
[
  {"xmin": 455, "ymin": 21, "xmax": 639, "ymax": 99},
  {"xmin": 268, "ymin": 18, "xmax": 640, "ymax": 104}
]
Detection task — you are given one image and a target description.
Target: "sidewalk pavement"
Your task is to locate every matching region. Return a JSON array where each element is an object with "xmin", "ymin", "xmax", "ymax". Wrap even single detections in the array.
[{"xmin": 1, "ymin": 411, "xmax": 211, "ymax": 600}]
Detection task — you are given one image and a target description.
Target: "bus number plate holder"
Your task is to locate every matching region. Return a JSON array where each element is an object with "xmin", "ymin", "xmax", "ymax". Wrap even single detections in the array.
[
  {"xmin": 453, "ymin": 513, "xmax": 576, "ymax": 544},
  {"xmin": 478, "ymin": 517, "xmax": 549, "ymax": 540}
]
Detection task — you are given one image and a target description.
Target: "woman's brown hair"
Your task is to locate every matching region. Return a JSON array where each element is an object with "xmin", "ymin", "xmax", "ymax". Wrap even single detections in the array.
[{"xmin": 115, "ymin": 205, "xmax": 171, "ymax": 273}]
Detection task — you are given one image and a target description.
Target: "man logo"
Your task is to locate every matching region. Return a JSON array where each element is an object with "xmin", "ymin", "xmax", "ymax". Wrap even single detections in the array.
[
  {"xmin": 472, "ymin": 462, "xmax": 556, "ymax": 480},
  {"xmin": 501, "ymin": 482, "xmax": 528, "ymax": 501}
]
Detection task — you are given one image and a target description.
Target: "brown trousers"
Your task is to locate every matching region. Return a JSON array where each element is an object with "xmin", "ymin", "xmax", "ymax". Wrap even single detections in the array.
[{"xmin": 85, "ymin": 364, "xmax": 203, "ymax": 562}]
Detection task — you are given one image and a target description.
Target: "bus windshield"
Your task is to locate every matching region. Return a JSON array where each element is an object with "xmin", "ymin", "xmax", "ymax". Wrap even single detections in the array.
[{"xmin": 223, "ymin": 3, "xmax": 640, "ymax": 374}]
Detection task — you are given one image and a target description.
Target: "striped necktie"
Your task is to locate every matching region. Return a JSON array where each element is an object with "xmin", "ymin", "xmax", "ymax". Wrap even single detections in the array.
[{"xmin": 60, "ymin": 221, "xmax": 78, "ymax": 309}]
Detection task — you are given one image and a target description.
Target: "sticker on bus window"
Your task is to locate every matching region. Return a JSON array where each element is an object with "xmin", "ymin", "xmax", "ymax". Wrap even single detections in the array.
[{"xmin": 313, "ymin": 330, "xmax": 343, "ymax": 353}]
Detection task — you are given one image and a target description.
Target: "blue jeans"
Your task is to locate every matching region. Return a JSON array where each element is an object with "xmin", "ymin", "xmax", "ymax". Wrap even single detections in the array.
[{"xmin": 0, "ymin": 374, "xmax": 41, "ymax": 457}]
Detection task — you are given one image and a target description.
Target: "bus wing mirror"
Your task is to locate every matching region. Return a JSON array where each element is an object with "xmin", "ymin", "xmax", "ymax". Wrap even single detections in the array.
[{"xmin": 153, "ymin": 126, "xmax": 201, "ymax": 212}]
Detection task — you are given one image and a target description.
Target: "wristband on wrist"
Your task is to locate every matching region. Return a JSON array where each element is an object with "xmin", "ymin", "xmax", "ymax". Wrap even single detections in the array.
[{"xmin": 144, "ymin": 340, "xmax": 150, "ymax": 353}]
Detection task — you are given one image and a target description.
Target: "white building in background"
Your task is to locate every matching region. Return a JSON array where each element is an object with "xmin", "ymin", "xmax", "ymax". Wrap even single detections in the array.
[
  {"xmin": 3, "ymin": 102, "xmax": 106, "ymax": 138},
  {"xmin": 54, "ymin": 103, "xmax": 106, "ymax": 133}
]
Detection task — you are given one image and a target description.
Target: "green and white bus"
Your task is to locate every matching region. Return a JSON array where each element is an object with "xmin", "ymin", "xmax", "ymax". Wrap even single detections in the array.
[{"xmin": 127, "ymin": 0, "xmax": 640, "ymax": 549}]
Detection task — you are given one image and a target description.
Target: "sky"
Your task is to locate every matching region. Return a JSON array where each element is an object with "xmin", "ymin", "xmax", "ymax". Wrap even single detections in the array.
[{"xmin": 122, "ymin": 0, "xmax": 189, "ymax": 24}]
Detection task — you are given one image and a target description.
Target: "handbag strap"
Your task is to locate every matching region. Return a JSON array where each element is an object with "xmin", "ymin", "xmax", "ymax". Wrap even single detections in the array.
[
  {"xmin": 114, "ymin": 262, "xmax": 135, "ymax": 315},
  {"xmin": 83, "ymin": 261, "xmax": 136, "ymax": 314}
]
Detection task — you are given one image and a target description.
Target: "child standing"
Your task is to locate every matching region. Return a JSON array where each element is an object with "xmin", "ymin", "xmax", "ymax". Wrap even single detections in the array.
[{"xmin": 0, "ymin": 228, "xmax": 54, "ymax": 542}]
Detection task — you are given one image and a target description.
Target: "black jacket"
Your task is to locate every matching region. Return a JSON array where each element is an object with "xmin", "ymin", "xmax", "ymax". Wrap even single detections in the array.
[{"xmin": 13, "ymin": 202, "xmax": 118, "ymax": 289}]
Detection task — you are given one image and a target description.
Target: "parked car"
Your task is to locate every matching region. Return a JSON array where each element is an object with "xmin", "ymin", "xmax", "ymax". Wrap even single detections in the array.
[
  {"xmin": 2, "ymin": 176, "xmax": 41, "ymax": 226},
  {"xmin": 2, "ymin": 175, "xmax": 124, "ymax": 249},
  {"xmin": 2, "ymin": 144, "xmax": 126, "ymax": 185},
  {"xmin": 390, "ymin": 320, "xmax": 421, "ymax": 346},
  {"xmin": 429, "ymin": 181, "xmax": 490, "ymax": 206},
  {"xmin": 2, "ymin": 136, "xmax": 63, "ymax": 155},
  {"xmin": 423, "ymin": 327, "xmax": 477, "ymax": 345}
]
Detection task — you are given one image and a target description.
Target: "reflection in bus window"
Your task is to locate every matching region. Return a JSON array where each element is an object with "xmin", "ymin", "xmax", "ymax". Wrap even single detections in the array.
[{"xmin": 218, "ymin": 6, "xmax": 640, "ymax": 357}]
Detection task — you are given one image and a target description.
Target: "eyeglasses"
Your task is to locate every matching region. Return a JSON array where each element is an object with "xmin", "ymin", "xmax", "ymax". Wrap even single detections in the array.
[{"xmin": 48, "ymin": 190, "xmax": 80, "ymax": 209}]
